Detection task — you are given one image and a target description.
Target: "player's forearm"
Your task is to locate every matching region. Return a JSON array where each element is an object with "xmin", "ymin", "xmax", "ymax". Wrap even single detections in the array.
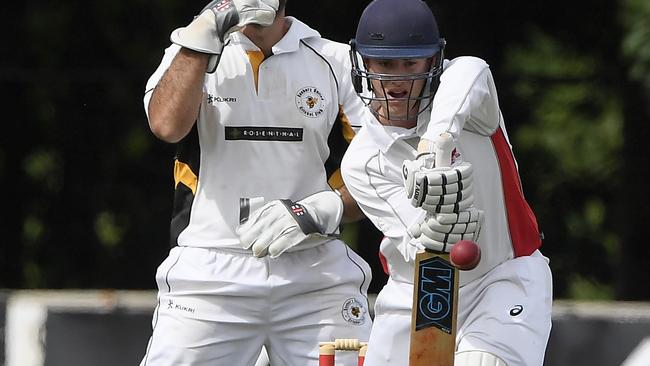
[
  {"xmin": 148, "ymin": 48, "xmax": 209, "ymax": 143},
  {"xmin": 422, "ymin": 60, "xmax": 497, "ymax": 143},
  {"xmin": 338, "ymin": 185, "xmax": 366, "ymax": 223}
]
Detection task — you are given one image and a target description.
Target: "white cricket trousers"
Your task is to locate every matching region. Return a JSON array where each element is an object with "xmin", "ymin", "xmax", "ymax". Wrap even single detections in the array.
[
  {"xmin": 140, "ymin": 240, "xmax": 372, "ymax": 366},
  {"xmin": 364, "ymin": 250, "xmax": 553, "ymax": 366}
]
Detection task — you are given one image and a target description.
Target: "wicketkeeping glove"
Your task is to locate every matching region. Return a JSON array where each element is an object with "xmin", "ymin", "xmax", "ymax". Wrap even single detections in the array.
[
  {"xmin": 238, "ymin": 191, "xmax": 343, "ymax": 258},
  {"xmin": 409, "ymin": 207, "xmax": 484, "ymax": 252},
  {"xmin": 170, "ymin": 0, "xmax": 279, "ymax": 72}
]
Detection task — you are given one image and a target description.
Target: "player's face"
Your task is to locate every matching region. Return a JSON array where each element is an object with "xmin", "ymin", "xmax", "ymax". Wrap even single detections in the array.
[{"xmin": 365, "ymin": 58, "xmax": 432, "ymax": 124}]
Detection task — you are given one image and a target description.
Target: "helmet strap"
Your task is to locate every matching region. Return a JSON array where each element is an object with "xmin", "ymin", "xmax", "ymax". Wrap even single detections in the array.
[{"xmin": 348, "ymin": 39, "xmax": 364, "ymax": 93}]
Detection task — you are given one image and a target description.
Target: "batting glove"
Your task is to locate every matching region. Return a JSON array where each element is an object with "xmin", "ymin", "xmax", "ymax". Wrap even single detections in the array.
[
  {"xmin": 238, "ymin": 191, "xmax": 343, "ymax": 258},
  {"xmin": 170, "ymin": 0, "xmax": 279, "ymax": 72},
  {"xmin": 403, "ymin": 156, "xmax": 475, "ymax": 214},
  {"xmin": 409, "ymin": 207, "xmax": 484, "ymax": 252}
]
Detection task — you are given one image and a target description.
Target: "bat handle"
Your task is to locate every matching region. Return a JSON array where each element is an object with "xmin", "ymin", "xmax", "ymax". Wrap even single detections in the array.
[{"xmin": 434, "ymin": 132, "xmax": 454, "ymax": 168}]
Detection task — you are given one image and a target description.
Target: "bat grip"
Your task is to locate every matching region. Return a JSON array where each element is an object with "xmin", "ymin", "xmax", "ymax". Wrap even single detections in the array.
[{"xmin": 434, "ymin": 132, "xmax": 454, "ymax": 168}]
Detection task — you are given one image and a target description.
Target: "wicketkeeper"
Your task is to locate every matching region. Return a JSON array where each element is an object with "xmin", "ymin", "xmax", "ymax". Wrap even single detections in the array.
[{"xmin": 140, "ymin": 1, "xmax": 374, "ymax": 364}]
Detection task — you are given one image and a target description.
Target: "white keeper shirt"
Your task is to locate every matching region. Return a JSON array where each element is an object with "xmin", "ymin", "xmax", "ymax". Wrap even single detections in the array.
[
  {"xmin": 144, "ymin": 17, "xmax": 372, "ymax": 249},
  {"xmin": 341, "ymin": 56, "xmax": 542, "ymax": 286}
]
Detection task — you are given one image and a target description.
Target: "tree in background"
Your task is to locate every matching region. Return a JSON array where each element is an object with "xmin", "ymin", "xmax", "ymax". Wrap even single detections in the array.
[
  {"xmin": 505, "ymin": 30, "xmax": 623, "ymax": 299},
  {"xmin": 617, "ymin": 0, "xmax": 650, "ymax": 300},
  {"xmin": 501, "ymin": 0, "xmax": 650, "ymax": 300}
]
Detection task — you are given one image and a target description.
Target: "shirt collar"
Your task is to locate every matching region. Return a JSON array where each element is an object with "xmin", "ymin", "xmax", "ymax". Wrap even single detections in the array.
[
  {"xmin": 272, "ymin": 17, "xmax": 320, "ymax": 54},
  {"xmin": 365, "ymin": 114, "xmax": 420, "ymax": 154},
  {"xmin": 229, "ymin": 17, "xmax": 320, "ymax": 54}
]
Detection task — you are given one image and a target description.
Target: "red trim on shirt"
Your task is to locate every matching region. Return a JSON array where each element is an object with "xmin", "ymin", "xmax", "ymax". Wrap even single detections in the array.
[
  {"xmin": 491, "ymin": 127, "xmax": 541, "ymax": 257},
  {"xmin": 378, "ymin": 251, "xmax": 389, "ymax": 275}
]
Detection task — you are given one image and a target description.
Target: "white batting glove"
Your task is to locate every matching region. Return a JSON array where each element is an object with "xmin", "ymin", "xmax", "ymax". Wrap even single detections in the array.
[
  {"xmin": 170, "ymin": 0, "xmax": 279, "ymax": 72},
  {"xmin": 409, "ymin": 207, "xmax": 484, "ymax": 252},
  {"xmin": 238, "ymin": 191, "xmax": 343, "ymax": 258},
  {"xmin": 403, "ymin": 156, "xmax": 475, "ymax": 214}
]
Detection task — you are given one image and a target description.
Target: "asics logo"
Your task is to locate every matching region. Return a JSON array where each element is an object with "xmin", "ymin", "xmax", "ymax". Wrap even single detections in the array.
[{"xmin": 509, "ymin": 305, "xmax": 524, "ymax": 316}]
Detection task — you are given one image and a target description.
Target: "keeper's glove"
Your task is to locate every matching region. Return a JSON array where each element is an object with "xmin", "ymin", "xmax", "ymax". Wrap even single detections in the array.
[
  {"xmin": 170, "ymin": 0, "xmax": 279, "ymax": 72},
  {"xmin": 238, "ymin": 191, "xmax": 343, "ymax": 258},
  {"xmin": 409, "ymin": 207, "xmax": 484, "ymax": 252}
]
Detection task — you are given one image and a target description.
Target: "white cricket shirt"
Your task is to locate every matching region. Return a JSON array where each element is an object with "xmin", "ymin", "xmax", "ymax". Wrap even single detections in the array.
[
  {"xmin": 342, "ymin": 56, "xmax": 542, "ymax": 286},
  {"xmin": 144, "ymin": 18, "xmax": 372, "ymax": 249}
]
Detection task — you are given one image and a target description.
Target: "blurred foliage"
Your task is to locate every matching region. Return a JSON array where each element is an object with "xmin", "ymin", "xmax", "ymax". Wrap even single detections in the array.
[
  {"xmin": 1, "ymin": 0, "xmax": 649, "ymax": 300},
  {"xmin": 616, "ymin": 0, "xmax": 650, "ymax": 300},
  {"xmin": 504, "ymin": 30, "xmax": 623, "ymax": 298},
  {"xmin": 568, "ymin": 275, "xmax": 615, "ymax": 301},
  {"xmin": 94, "ymin": 211, "xmax": 125, "ymax": 250},
  {"xmin": 622, "ymin": 0, "xmax": 650, "ymax": 89}
]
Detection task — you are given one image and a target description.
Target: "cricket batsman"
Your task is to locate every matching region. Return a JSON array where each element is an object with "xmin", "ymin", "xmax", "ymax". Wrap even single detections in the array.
[{"xmin": 341, "ymin": 0, "xmax": 553, "ymax": 364}]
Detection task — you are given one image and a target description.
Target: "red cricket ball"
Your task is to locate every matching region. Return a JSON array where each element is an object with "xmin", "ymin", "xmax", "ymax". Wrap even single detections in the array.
[{"xmin": 450, "ymin": 240, "xmax": 481, "ymax": 270}]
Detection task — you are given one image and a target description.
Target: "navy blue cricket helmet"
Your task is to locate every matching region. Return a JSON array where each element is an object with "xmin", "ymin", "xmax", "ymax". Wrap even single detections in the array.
[{"xmin": 349, "ymin": 0, "xmax": 446, "ymax": 120}]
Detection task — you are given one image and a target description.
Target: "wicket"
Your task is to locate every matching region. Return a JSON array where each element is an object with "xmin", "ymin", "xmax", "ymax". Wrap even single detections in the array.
[{"xmin": 319, "ymin": 339, "xmax": 368, "ymax": 366}]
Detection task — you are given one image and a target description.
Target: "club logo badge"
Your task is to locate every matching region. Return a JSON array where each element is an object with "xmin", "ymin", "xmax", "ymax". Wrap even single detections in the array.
[
  {"xmin": 341, "ymin": 297, "xmax": 367, "ymax": 326},
  {"xmin": 296, "ymin": 87, "xmax": 326, "ymax": 118}
]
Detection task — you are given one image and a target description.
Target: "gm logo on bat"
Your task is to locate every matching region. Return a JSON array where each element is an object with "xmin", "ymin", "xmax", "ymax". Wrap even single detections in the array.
[{"xmin": 415, "ymin": 256, "xmax": 455, "ymax": 334}]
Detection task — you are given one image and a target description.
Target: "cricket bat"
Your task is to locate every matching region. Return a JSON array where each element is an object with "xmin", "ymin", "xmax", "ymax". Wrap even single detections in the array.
[{"xmin": 409, "ymin": 133, "xmax": 458, "ymax": 366}]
